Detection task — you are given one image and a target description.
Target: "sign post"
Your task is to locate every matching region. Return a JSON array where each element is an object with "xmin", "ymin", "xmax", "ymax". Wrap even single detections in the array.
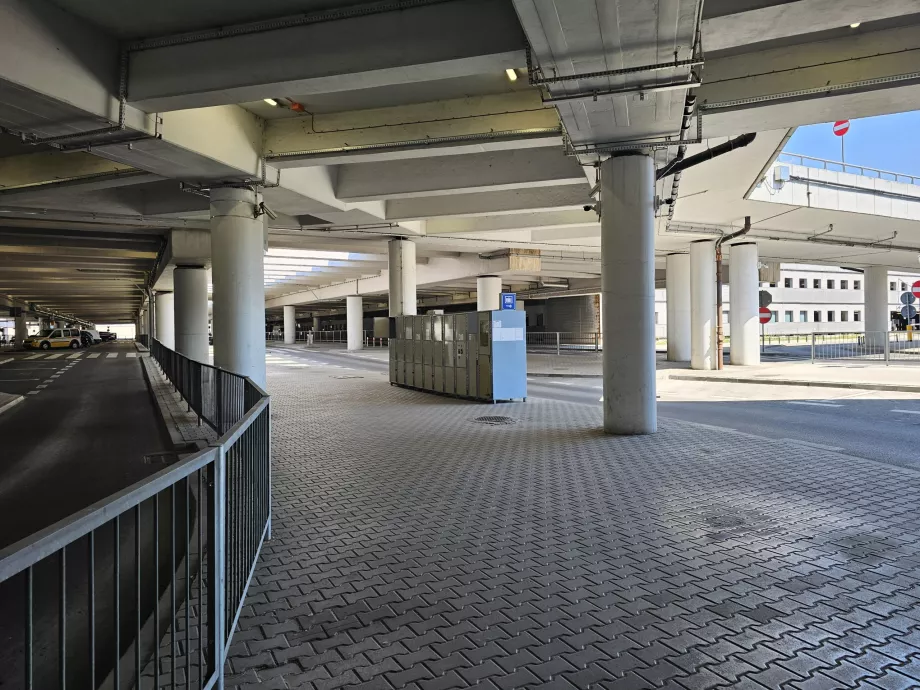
[
  {"xmin": 759, "ymin": 307, "xmax": 772, "ymax": 353},
  {"xmin": 833, "ymin": 120, "xmax": 850, "ymax": 164}
]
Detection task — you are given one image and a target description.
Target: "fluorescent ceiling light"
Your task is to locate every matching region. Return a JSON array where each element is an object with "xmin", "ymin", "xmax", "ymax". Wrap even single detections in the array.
[
  {"xmin": 264, "ymin": 98, "xmax": 280, "ymax": 106},
  {"xmin": 505, "ymin": 68, "xmax": 518, "ymax": 82},
  {"xmin": 266, "ymin": 248, "xmax": 350, "ymax": 260},
  {"xmin": 849, "ymin": 22, "xmax": 860, "ymax": 28}
]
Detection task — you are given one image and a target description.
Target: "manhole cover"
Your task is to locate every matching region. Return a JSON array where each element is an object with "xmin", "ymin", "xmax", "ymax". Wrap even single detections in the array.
[
  {"xmin": 473, "ymin": 415, "xmax": 516, "ymax": 425},
  {"xmin": 333, "ymin": 375, "xmax": 364, "ymax": 379}
]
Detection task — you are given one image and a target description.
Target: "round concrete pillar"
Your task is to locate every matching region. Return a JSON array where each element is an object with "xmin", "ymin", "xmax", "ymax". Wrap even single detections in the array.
[
  {"xmin": 690, "ymin": 240, "xmax": 716, "ymax": 370},
  {"xmin": 210, "ymin": 187, "xmax": 266, "ymax": 387},
  {"xmin": 665, "ymin": 253, "xmax": 691, "ymax": 362},
  {"xmin": 864, "ymin": 266, "xmax": 890, "ymax": 339},
  {"xmin": 173, "ymin": 266, "xmax": 209, "ymax": 363},
  {"xmin": 155, "ymin": 292, "xmax": 175, "ymax": 349},
  {"xmin": 388, "ymin": 239, "xmax": 417, "ymax": 316},
  {"xmin": 283, "ymin": 305, "xmax": 296, "ymax": 344},
  {"xmin": 476, "ymin": 276, "xmax": 502, "ymax": 311},
  {"xmin": 729, "ymin": 242, "xmax": 760, "ymax": 366},
  {"xmin": 600, "ymin": 154, "xmax": 656, "ymax": 435},
  {"xmin": 346, "ymin": 295, "xmax": 363, "ymax": 351}
]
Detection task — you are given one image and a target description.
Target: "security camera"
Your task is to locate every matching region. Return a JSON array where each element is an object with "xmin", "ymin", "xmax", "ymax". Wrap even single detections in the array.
[
  {"xmin": 583, "ymin": 205, "xmax": 593, "ymax": 212},
  {"xmin": 256, "ymin": 202, "xmax": 278, "ymax": 221}
]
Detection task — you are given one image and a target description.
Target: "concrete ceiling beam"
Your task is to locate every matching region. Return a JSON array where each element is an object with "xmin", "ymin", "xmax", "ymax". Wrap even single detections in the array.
[
  {"xmin": 384, "ymin": 185, "xmax": 592, "ymax": 220},
  {"xmin": 126, "ymin": 0, "xmax": 526, "ymax": 112},
  {"xmin": 336, "ymin": 149, "xmax": 586, "ymax": 202}
]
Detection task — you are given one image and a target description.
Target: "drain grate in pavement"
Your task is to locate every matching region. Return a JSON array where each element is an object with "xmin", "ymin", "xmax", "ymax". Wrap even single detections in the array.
[{"xmin": 473, "ymin": 415, "xmax": 516, "ymax": 426}]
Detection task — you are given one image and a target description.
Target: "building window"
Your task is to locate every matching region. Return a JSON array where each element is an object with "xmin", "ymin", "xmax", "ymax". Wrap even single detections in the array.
[
  {"xmin": 799, "ymin": 311, "xmax": 808, "ymax": 322},
  {"xmin": 854, "ymin": 311, "xmax": 861, "ymax": 322},
  {"xmin": 890, "ymin": 281, "xmax": 897, "ymax": 291},
  {"xmin": 784, "ymin": 277, "xmax": 792, "ymax": 288},
  {"xmin": 841, "ymin": 280, "xmax": 848, "ymax": 289},
  {"xmin": 827, "ymin": 311, "xmax": 835, "ymax": 322},
  {"xmin": 841, "ymin": 311, "xmax": 849, "ymax": 322},
  {"xmin": 784, "ymin": 311, "xmax": 793, "ymax": 322},
  {"xmin": 827, "ymin": 279, "xmax": 835, "ymax": 289},
  {"xmin": 814, "ymin": 311, "xmax": 822, "ymax": 322},
  {"xmin": 902, "ymin": 282, "xmax": 908, "ymax": 291},
  {"xmin": 813, "ymin": 279, "xmax": 821, "ymax": 288},
  {"xmin": 722, "ymin": 311, "xmax": 730, "ymax": 323},
  {"xmin": 769, "ymin": 282, "xmax": 777, "ymax": 288},
  {"xmin": 854, "ymin": 280, "xmax": 861, "ymax": 289},
  {"xmin": 799, "ymin": 278, "xmax": 806, "ymax": 288}
]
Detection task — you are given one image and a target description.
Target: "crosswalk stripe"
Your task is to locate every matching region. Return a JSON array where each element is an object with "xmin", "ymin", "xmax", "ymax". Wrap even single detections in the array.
[
  {"xmin": 45, "ymin": 354, "xmax": 64, "ymax": 359},
  {"xmin": 87, "ymin": 353, "xmax": 101, "ymax": 359},
  {"xmin": 24, "ymin": 354, "xmax": 43, "ymax": 360},
  {"xmin": 67, "ymin": 353, "xmax": 82, "ymax": 359},
  {"xmin": 106, "ymin": 353, "xmax": 118, "ymax": 358},
  {"xmin": 0, "ymin": 358, "xmax": 11, "ymax": 366},
  {"xmin": 126, "ymin": 352, "xmax": 137, "ymax": 358}
]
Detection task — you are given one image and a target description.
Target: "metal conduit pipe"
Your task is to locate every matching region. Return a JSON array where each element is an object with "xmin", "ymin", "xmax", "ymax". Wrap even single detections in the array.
[
  {"xmin": 657, "ymin": 132, "xmax": 757, "ymax": 180},
  {"xmin": 667, "ymin": 223, "xmax": 920, "ymax": 253},
  {"xmin": 714, "ymin": 216, "xmax": 751, "ymax": 370}
]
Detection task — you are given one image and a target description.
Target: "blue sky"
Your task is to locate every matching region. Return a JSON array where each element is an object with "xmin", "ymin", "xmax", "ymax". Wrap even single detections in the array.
[{"xmin": 784, "ymin": 111, "xmax": 920, "ymax": 176}]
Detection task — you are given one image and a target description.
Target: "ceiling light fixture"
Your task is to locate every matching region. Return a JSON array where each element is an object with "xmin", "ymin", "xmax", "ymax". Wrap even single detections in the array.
[
  {"xmin": 264, "ymin": 98, "xmax": 280, "ymax": 106},
  {"xmin": 505, "ymin": 68, "xmax": 518, "ymax": 82},
  {"xmin": 849, "ymin": 22, "xmax": 860, "ymax": 28}
]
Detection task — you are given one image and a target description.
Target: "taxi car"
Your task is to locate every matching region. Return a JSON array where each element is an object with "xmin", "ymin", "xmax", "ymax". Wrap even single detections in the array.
[{"xmin": 23, "ymin": 328, "xmax": 84, "ymax": 350}]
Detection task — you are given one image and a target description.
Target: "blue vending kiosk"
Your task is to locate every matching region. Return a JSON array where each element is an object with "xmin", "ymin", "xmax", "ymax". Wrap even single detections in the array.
[{"xmin": 477, "ymin": 309, "xmax": 527, "ymax": 402}]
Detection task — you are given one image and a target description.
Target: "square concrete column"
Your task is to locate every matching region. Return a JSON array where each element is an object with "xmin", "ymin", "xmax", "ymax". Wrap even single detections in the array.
[
  {"xmin": 173, "ymin": 265, "xmax": 210, "ymax": 363},
  {"xmin": 283, "ymin": 305, "xmax": 296, "ymax": 344},
  {"xmin": 665, "ymin": 253, "xmax": 691, "ymax": 362},
  {"xmin": 14, "ymin": 313, "xmax": 27, "ymax": 348},
  {"xmin": 690, "ymin": 240, "xmax": 716, "ymax": 370},
  {"xmin": 210, "ymin": 187, "xmax": 266, "ymax": 387},
  {"xmin": 600, "ymin": 154, "xmax": 656, "ymax": 435},
  {"xmin": 864, "ymin": 266, "xmax": 890, "ymax": 340},
  {"xmin": 388, "ymin": 239, "xmax": 417, "ymax": 316},
  {"xmin": 728, "ymin": 242, "xmax": 760, "ymax": 366},
  {"xmin": 346, "ymin": 295, "xmax": 363, "ymax": 351},
  {"xmin": 155, "ymin": 291, "xmax": 175, "ymax": 349},
  {"xmin": 476, "ymin": 276, "xmax": 502, "ymax": 311}
]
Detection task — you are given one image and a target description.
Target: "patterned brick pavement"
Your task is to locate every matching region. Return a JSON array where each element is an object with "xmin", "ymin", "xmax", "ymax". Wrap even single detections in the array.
[{"xmin": 226, "ymin": 355, "xmax": 920, "ymax": 689}]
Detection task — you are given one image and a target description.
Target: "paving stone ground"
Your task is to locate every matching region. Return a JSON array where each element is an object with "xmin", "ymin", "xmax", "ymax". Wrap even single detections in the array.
[{"xmin": 226, "ymin": 354, "xmax": 920, "ymax": 689}]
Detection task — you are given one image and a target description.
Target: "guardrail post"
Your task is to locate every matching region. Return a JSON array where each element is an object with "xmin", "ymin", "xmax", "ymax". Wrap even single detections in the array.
[
  {"xmin": 594, "ymin": 332, "xmax": 599, "ymax": 352},
  {"xmin": 208, "ymin": 447, "xmax": 227, "ymax": 686},
  {"xmin": 555, "ymin": 332, "xmax": 560, "ymax": 356},
  {"xmin": 810, "ymin": 333, "xmax": 816, "ymax": 363},
  {"xmin": 216, "ymin": 372, "xmax": 224, "ymax": 434},
  {"xmin": 885, "ymin": 331, "xmax": 891, "ymax": 365}
]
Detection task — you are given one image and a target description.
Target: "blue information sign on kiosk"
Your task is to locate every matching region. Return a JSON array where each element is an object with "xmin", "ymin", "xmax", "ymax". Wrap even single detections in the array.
[{"xmin": 500, "ymin": 292, "xmax": 516, "ymax": 310}]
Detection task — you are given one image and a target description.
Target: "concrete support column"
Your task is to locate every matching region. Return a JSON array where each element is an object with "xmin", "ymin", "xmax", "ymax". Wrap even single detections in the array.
[
  {"xmin": 729, "ymin": 242, "xmax": 760, "ymax": 366},
  {"xmin": 388, "ymin": 239, "xmax": 417, "ymax": 316},
  {"xmin": 312, "ymin": 315, "xmax": 320, "ymax": 331},
  {"xmin": 665, "ymin": 253, "xmax": 691, "ymax": 362},
  {"xmin": 476, "ymin": 276, "xmax": 502, "ymax": 311},
  {"xmin": 346, "ymin": 295, "xmax": 363, "ymax": 351},
  {"xmin": 155, "ymin": 292, "xmax": 175, "ymax": 349},
  {"xmin": 864, "ymin": 266, "xmax": 890, "ymax": 337},
  {"xmin": 210, "ymin": 187, "xmax": 266, "ymax": 387},
  {"xmin": 283, "ymin": 305, "xmax": 296, "ymax": 344},
  {"xmin": 690, "ymin": 240, "xmax": 716, "ymax": 370},
  {"xmin": 601, "ymin": 154, "xmax": 656, "ymax": 435},
  {"xmin": 173, "ymin": 266, "xmax": 209, "ymax": 363},
  {"xmin": 14, "ymin": 313, "xmax": 27, "ymax": 348}
]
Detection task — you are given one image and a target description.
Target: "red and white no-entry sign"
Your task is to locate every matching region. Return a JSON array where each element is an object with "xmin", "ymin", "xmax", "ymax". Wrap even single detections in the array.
[
  {"xmin": 833, "ymin": 120, "xmax": 850, "ymax": 136},
  {"xmin": 759, "ymin": 307, "xmax": 772, "ymax": 324},
  {"xmin": 912, "ymin": 280, "xmax": 920, "ymax": 299}
]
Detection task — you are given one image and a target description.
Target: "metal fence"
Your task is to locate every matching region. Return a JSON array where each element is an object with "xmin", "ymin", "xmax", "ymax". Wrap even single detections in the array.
[
  {"xmin": 809, "ymin": 331, "xmax": 920, "ymax": 363},
  {"xmin": 526, "ymin": 331, "xmax": 601, "ymax": 355},
  {"xmin": 778, "ymin": 152, "xmax": 920, "ymax": 186},
  {"xmin": 0, "ymin": 340, "xmax": 270, "ymax": 689},
  {"xmin": 266, "ymin": 331, "xmax": 390, "ymax": 347}
]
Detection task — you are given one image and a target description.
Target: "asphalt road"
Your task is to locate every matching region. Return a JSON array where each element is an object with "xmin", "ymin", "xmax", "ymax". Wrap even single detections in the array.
[
  {"xmin": 268, "ymin": 344, "xmax": 920, "ymax": 470},
  {"xmin": 0, "ymin": 341, "xmax": 172, "ymax": 549}
]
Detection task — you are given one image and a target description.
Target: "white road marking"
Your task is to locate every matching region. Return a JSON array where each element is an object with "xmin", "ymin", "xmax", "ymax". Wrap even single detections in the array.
[
  {"xmin": 0, "ymin": 358, "xmax": 12, "ymax": 366},
  {"xmin": 0, "ymin": 378, "xmax": 39, "ymax": 381},
  {"xmin": 27, "ymin": 391, "xmax": 39, "ymax": 395},
  {"xmin": 67, "ymin": 353, "xmax": 82, "ymax": 359},
  {"xmin": 786, "ymin": 401, "xmax": 843, "ymax": 408},
  {"xmin": 783, "ymin": 438, "xmax": 845, "ymax": 452},
  {"xmin": 685, "ymin": 421, "xmax": 739, "ymax": 433},
  {"xmin": 892, "ymin": 409, "xmax": 920, "ymax": 415},
  {"xmin": 43, "ymin": 379, "xmax": 53, "ymax": 384},
  {"xmin": 36, "ymin": 385, "xmax": 47, "ymax": 389},
  {"xmin": 45, "ymin": 354, "xmax": 64, "ymax": 359},
  {"xmin": 24, "ymin": 354, "xmax": 43, "ymax": 360},
  {"xmin": 126, "ymin": 352, "xmax": 137, "ymax": 358},
  {"xmin": 87, "ymin": 353, "xmax": 101, "ymax": 359},
  {"xmin": 106, "ymin": 353, "xmax": 118, "ymax": 359}
]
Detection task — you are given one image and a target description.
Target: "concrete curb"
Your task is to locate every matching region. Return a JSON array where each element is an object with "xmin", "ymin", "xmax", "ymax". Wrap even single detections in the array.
[
  {"xmin": 668, "ymin": 373, "xmax": 920, "ymax": 394},
  {"xmin": 0, "ymin": 394, "xmax": 24, "ymax": 417}
]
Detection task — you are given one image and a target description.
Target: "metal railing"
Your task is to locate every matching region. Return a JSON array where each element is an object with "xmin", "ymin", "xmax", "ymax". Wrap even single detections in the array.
[
  {"xmin": 137, "ymin": 333, "xmax": 150, "ymax": 348},
  {"xmin": 266, "ymin": 331, "xmax": 390, "ymax": 347},
  {"xmin": 0, "ymin": 340, "xmax": 270, "ymax": 689},
  {"xmin": 778, "ymin": 152, "xmax": 920, "ymax": 186},
  {"xmin": 809, "ymin": 331, "xmax": 920, "ymax": 363},
  {"xmin": 526, "ymin": 331, "xmax": 601, "ymax": 355}
]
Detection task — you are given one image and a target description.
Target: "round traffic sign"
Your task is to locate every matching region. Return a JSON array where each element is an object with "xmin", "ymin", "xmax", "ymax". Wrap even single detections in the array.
[
  {"xmin": 833, "ymin": 120, "xmax": 850, "ymax": 136},
  {"xmin": 759, "ymin": 307, "xmax": 772, "ymax": 324},
  {"xmin": 901, "ymin": 292, "xmax": 917, "ymax": 305},
  {"xmin": 913, "ymin": 280, "xmax": 920, "ymax": 298},
  {"xmin": 902, "ymin": 305, "xmax": 918, "ymax": 320}
]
